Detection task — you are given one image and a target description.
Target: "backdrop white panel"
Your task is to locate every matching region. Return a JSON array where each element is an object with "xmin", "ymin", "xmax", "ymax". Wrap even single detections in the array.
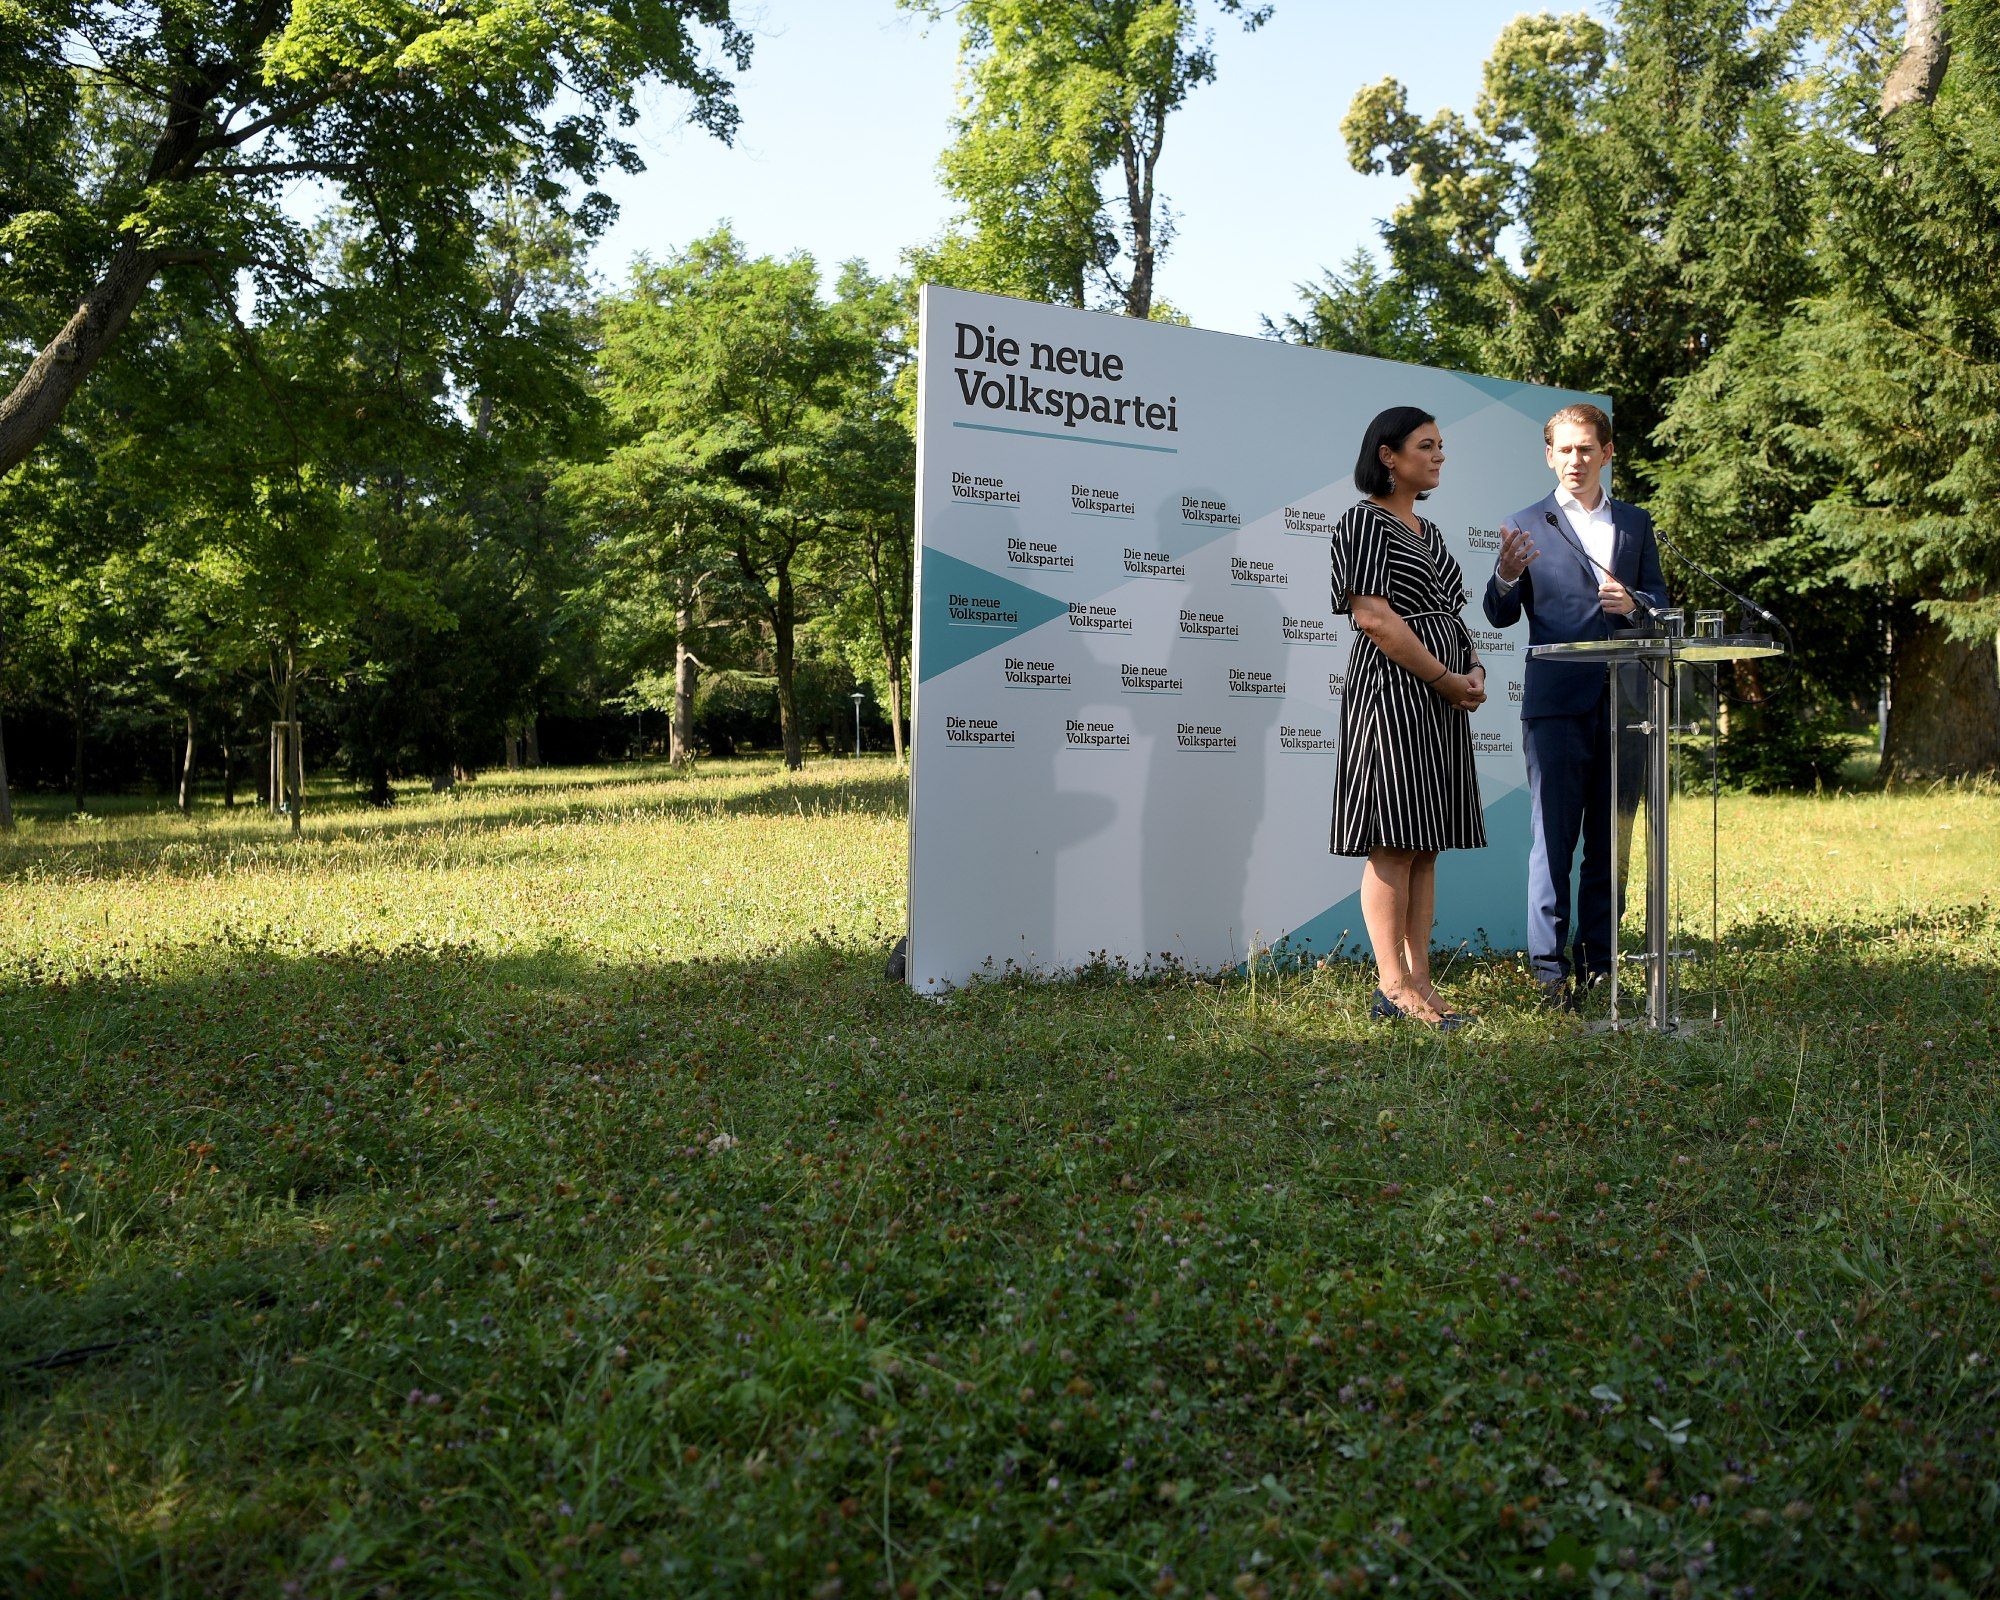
[{"xmin": 906, "ymin": 285, "xmax": 1606, "ymax": 994}]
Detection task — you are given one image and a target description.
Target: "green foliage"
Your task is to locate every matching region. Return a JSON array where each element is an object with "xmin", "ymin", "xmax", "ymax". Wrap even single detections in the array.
[
  {"xmin": 1323, "ymin": 0, "xmax": 1937, "ymax": 781},
  {"xmin": 574, "ymin": 232, "xmax": 911, "ymax": 770},
  {"xmin": 1260, "ymin": 247, "xmax": 1447, "ymax": 365},
  {"xmin": 903, "ymin": 0, "xmax": 1271, "ymax": 317},
  {"xmin": 0, "ymin": 0, "xmax": 751, "ymax": 473},
  {"xmin": 1783, "ymin": 0, "xmax": 2000, "ymax": 645},
  {"xmin": 0, "ymin": 0, "xmax": 761, "ymax": 803},
  {"xmin": 1, "ymin": 767, "xmax": 1997, "ymax": 1594}
]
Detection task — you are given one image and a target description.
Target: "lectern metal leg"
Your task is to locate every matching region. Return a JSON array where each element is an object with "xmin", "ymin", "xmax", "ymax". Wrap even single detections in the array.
[
  {"xmin": 1606, "ymin": 664, "xmax": 1620, "ymax": 1031},
  {"xmin": 1645, "ymin": 662, "xmax": 1672, "ymax": 1029}
]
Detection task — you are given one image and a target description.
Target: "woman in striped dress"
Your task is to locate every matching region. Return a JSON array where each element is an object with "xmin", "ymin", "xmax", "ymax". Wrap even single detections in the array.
[{"xmin": 1329, "ymin": 406, "xmax": 1488, "ymax": 1029}]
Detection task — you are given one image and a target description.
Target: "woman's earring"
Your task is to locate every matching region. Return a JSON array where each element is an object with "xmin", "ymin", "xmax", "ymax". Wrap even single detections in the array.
[{"xmin": 1386, "ymin": 467, "xmax": 1397, "ymax": 492}]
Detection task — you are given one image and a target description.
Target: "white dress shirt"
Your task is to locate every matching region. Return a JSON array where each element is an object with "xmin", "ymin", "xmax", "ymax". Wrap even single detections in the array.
[{"xmin": 1556, "ymin": 483, "xmax": 1617, "ymax": 582}]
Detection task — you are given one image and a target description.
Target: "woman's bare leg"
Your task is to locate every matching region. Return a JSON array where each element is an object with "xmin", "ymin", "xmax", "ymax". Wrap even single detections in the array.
[
  {"xmin": 1362, "ymin": 848, "xmax": 1437, "ymax": 1016},
  {"xmin": 1403, "ymin": 852, "xmax": 1443, "ymax": 1006}
]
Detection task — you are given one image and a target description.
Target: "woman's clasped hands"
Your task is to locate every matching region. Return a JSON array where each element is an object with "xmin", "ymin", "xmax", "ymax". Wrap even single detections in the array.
[{"xmin": 1435, "ymin": 662, "xmax": 1487, "ymax": 711}]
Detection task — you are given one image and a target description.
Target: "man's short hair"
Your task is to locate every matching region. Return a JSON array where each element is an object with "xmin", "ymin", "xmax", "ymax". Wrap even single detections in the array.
[{"xmin": 1544, "ymin": 402, "xmax": 1613, "ymax": 447}]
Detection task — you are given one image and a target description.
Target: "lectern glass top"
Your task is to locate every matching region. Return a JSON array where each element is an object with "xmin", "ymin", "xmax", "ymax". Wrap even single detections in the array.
[
  {"xmin": 1676, "ymin": 636, "xmax": 1785, "ymax": 662},
  {"xmin": 1528, "ymin": 637, "xmax": 1665, "ymax": 662},
  {"xmin": 1527, "ymin": 634, "xmax": 1783, "ymax": 664}
]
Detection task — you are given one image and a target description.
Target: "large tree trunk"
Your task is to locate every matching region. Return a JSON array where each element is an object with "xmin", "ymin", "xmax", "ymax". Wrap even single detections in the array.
[
  {"xmin": 72, "ymin": 709, "xmax": 86, "ymax": 814},
  {"xmin": 0, "ymin": 242, "xmax": 166, "ymax": 478},
  {"xmin": 524, "ymin": 716, "xmax": 540, "ymax": 767},
  {"xmin": 222, "ymin": 739, "xmax": 236, "ymax": 808},
  {"xmin": 177, "ymin": 707, "xmax": 196, "ymax": 812},
  {"xmin": 1883, "ymin": 611, "xmax": 2000, "ymax": 780},
  {"xmin": 1882, "ymin": 0, "xmax": 1949, "ymax": 117},
  {"xmin": 773, "ymin": 564, "xmax": 802, "ymax": 772}
]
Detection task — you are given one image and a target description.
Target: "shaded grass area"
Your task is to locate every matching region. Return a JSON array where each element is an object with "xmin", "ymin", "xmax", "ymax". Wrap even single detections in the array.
[{"xmin": 2, "ymin": 762, "xmax": 1997, "ymax": 1598}]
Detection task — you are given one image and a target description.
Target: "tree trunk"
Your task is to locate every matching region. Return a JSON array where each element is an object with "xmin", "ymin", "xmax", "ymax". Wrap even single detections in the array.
[
  {"xmin": 1883, "ymin": 611, "xmax": 2000, "ymax": 780},
  {"xmin": 884, "ymin": 672, "xmax": 906, "ymax": 764},
  {"xmin": 1119, "ymin": 108, "xmax": 1165, "ymax": 320},
  {"xmin": 368, "ymin": 757, "xmax": 392, "ymax": 807},
  {"xmin": 0, "ymin": 708, "xmax": 13, "ymax": 833},
  {"xmin": 673, "ymin": 599, "xmax": 699, "ymax": 765},
  {"xmin": 177, "ymin": 707, "xmax": 196, "ymax": 812},
  {"xmin": 525, "ymin": 717, "xmax": 540, "ymax": 767},
  {"xmin": 0, "ymin": 616, "xmax": 13, "ymax": 831},
  {"xmin": 504, "ymin": 730, "xmax": 521, "ymax": 770},
  {"xmin": 283, "ymin": 645, "xmax": 303, "ymax": 839},
  {"xmin": 773, "ymin": 563, "xmax": 802, "ymax": 771},
  {"xmin": 72, "ymin": 710, "xmax": 85, "ymax": 814},
  {"xmin": 1882, "ymin": 0, "xmax": 1949, "ymax": 117},
  {"xmin": 223, "ymin": 739, "xmax": 236, "ymax": 808},
  {"xmin": 861, "ymin": 529, "xmax": 910, "ymax": 765},
  {"xmin": 0, "ymin": 241, "xmax": 168, "ymax": 478}
]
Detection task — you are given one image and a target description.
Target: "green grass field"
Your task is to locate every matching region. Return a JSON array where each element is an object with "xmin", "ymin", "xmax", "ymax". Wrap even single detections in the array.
[{"xmin": 3, "ymin": 761, "xmax": 1996, "ymax": 1598}]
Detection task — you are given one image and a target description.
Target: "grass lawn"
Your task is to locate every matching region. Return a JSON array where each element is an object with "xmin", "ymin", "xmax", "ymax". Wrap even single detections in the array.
[{"xmin": 2, "ymin": 761, "xmax": 1996, "ymax": 1598}]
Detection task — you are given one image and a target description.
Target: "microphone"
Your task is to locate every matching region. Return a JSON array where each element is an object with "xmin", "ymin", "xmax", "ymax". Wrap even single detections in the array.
[
  {"xmin": 1545, "ymin": 511, "xmax": 1659, "ymax": 628},
  {"xmin": 1648, "ymin": 523, "xmax": 1780, "ymax": 631}
]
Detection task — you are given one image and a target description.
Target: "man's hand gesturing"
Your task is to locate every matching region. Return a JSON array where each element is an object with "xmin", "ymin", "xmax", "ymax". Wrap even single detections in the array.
[{"xmin": 1497, "ymin": 524, "xmax": 1540, "ymax": 583}]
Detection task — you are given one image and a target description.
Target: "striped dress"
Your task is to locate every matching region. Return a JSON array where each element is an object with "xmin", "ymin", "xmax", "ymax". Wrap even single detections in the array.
[{"xmin": 1328, "ymin": 501, "xmax": 1486, "ymax": 857}]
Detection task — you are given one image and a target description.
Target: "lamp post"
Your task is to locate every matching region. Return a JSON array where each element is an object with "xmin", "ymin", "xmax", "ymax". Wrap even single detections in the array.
[{"xmin": 850, "ymin": 691, "xmax": 866, "ymax": 757}]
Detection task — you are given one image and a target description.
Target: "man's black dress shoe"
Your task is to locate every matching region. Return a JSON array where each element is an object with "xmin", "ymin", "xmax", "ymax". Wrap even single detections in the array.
[{"xmin": 1535, "ymin": 978, "xmax": 1574, "ymax": 1012}]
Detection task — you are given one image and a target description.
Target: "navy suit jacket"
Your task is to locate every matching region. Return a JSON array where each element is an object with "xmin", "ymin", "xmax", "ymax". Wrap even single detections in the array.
[{"xmin": 1482, "ymin": 491, "xmax": 1668, "ymax": 719}]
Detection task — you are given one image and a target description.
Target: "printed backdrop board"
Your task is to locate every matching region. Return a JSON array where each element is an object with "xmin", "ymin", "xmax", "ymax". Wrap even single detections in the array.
[{"xmin": 906, "ymin": 285, "xmax": 1605, "ymax": 994}]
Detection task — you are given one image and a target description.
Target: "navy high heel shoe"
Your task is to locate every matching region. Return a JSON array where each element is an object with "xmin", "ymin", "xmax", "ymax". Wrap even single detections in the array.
[{"xmin": 1372, "ymin": 987, "xmax": 1471, "ymax": 1032}]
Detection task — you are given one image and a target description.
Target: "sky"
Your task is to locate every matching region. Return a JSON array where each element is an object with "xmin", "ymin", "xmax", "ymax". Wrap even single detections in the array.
[{"xmin": 587, "ymin": 1, "xmax": 1552, "ymax": 338}]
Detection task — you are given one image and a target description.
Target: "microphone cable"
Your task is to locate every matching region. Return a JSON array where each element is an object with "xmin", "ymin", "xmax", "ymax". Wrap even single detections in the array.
[
  {"xmin": 1647, "ymin": 522, "xmax": 1797, "ymax": 707},
  {"xmin": 1541, "ymin": 510, "xmax": 1661, "ymax": 630}
]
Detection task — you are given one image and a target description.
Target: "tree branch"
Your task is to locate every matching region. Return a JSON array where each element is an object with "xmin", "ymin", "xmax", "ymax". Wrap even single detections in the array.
[
  {"xmin": 191, "ymin": 77, "xmax": 355, "ymax": 156},
  {"xmin": 198, "ymin": 160, "xmax": 368, "ymax": 179}
]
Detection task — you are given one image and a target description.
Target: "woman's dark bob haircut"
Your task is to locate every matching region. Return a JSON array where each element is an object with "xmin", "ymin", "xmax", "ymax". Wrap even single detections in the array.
[{"xmin": 1353, "ymin": 405, "xmax": 1438, "ymax": 499}]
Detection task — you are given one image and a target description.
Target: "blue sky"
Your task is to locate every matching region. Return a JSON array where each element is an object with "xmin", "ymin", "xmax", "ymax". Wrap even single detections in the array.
[{"xmin": 588, "ymin": 1, "xmax": 1551, "ymax": 337}]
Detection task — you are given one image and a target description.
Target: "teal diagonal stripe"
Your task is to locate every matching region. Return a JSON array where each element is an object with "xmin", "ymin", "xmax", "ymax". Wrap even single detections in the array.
[
  {"xmin": 1440, "ymin": 372, "xmax": 1611, "ymax": 430},
  {"xmin": 917, "ymin": 548, "xmax": 1072, "ymax": 681},
  {"xmin": 1263, "ymin": 784, "xmax": 1534, "ymax": 965}
]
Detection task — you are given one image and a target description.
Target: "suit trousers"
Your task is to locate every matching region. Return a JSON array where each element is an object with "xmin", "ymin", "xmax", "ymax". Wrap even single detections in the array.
[{"xmin": 1523, "ymin": 693, "xmax": 1646, "ymax": 982}]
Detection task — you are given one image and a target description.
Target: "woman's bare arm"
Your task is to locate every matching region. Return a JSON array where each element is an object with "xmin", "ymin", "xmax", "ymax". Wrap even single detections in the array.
[{"xmin": 1350, "ymin": 594, "xmax": 1485, "ymax": 711}]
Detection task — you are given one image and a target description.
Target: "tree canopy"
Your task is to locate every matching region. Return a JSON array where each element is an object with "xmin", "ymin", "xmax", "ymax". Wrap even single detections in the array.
[
  {"xmin": 904, "ymin": 0, "xmax": 1271, "ymax": 317},
  {"xmin": 0, "ymin": 0, "xmax": 752, "ymax": 476}
]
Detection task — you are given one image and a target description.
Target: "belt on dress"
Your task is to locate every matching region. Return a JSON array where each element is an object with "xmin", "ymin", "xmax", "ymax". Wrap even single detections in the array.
[
  {"xmin": 1397, "ymin": 610, "xmax": 1474, "ymax": 666},
  {"xmin": 1400, "ymin": 609, "xmax": 1470, "ymax": 630}
]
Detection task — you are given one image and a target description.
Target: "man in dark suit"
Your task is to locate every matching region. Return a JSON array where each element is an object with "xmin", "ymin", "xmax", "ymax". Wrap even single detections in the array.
[{"xmin": 1484, "ymin": 403, "xmax": 1667, "ymax": 1006}]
